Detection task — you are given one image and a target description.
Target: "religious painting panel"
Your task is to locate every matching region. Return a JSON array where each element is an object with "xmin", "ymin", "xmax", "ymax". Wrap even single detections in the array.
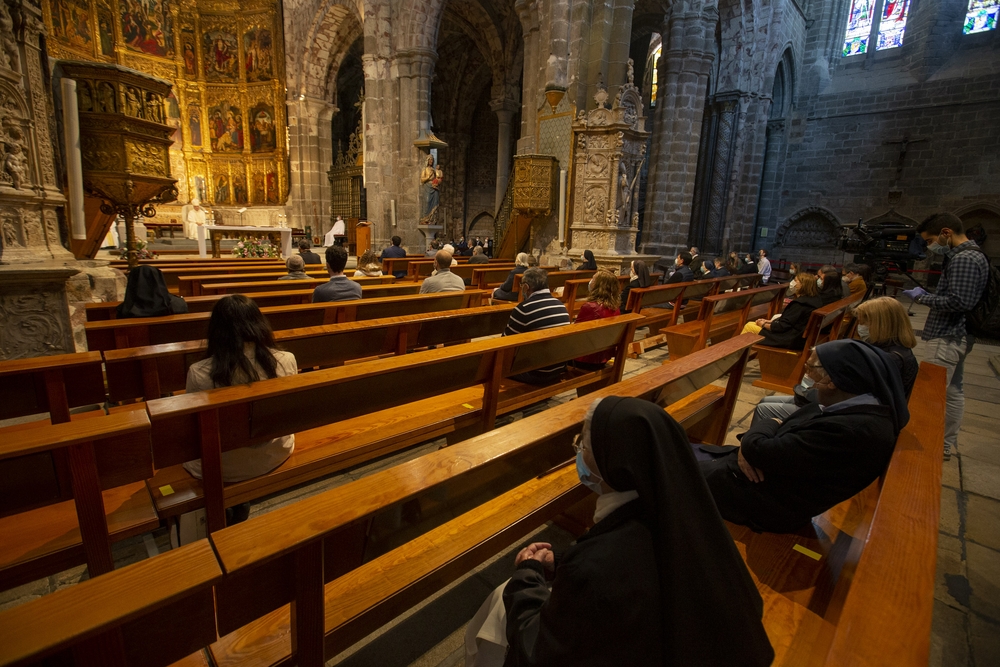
[
  {"xmin": 50, "ymin": 0, "xmax": 92, "ymax": 50},
  {"xmin": 243, "ymin": 27, "xmax": 274, "ymax": 81},
  {"xmin": 188, "ymin": 104, "xmax": 203, "ymax": 147},
  {"xmin": 266, "ymin": 171, "xmax": 279, "ymax": 204},
  {"xmin": 182, "ymin": 27, "xmax": 198, "ymax": 76},
  {"xmin": 214, "ymin": 172, "xmax": 230, "ymax": 205},
  {"xmin": 233, "ymin": 172, "xmax": 248, "ymax": 205},
  {"xmin": 98, "ymin": 4, "xmax": 115, "ymax": 57},
  {"xmin": 207, "ymin": 101, "xmax": 243, "ymax": 152},
  {"xmin": 249, "ymin": 102, "xmax": 276, "ymax": 152},
  {"xmin": 202, "ymin": 30, "xmax": 239, "ymax": 81},
  {"xmin": 252, "ymin": 170, "xmax": 266, "ymax": 204},
  {"xmin": 120, "ymin": 0, "xmax": 175, "ymax": 58}
]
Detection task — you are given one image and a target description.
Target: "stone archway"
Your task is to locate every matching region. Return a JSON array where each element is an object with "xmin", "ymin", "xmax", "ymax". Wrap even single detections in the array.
[
  {"xmin": 956, "ymin": 202, "xmax": 1000, "ymax": 260},
  {"xmin": 773, "ymin": 206, "xmax": 844, "ymax": 265}
]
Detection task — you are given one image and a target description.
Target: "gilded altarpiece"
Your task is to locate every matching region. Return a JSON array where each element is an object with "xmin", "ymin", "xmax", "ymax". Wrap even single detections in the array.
[{"xmin": 42, "ymin": 0, "xmax": 287, "ymax": 215}]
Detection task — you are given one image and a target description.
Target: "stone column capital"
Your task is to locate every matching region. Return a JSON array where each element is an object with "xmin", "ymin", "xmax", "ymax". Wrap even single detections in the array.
[
  {"xmin": 395, "ymin": 49, "xmax": 438, "ymax": 78},
  {"xmin": 490, "ymin": 97, "xmax": 520, "ymax": 119}
]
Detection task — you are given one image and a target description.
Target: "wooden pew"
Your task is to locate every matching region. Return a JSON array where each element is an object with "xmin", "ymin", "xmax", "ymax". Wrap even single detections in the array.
[
  {"xmin": 561, "ymin": 273, "xmax": 664, "ymax": 319},
  {"xmin": 198, "ymin": 275, "xmax": 397, "ymax": 296},
  {"xmin": 144, "ymin": 315, "xmax": 642, "ymax": 533},
  {"xmin": 177, "ymin": 271, "xmax": 394, "ymax": 297},
  {"xmin": 511, "ymin": 269, "xmax": 596, "ymax": 299},
  {"xmin": 86, "ymin": 284, "xmax": 421, "ymax": 321},
  {"xmin": 727, "ymin": 361, "xmax": 944, "ymax": 666},
  {"xmin": 102, "ymin": 304, "xmax": 517, "ymax": 404},
  {"xmin": 624, "ymin": 274, "xmax": 762, "ymax": 336},
  {"xmin": 85, "ymin": 291, "xmax": 488, "ymax": 351},
  {"xmin": 753, "ymin": 292, "xmax": 863, "ymax": 393},
  {"xmin": 660, "ymin": 283, "xmax": 788, "ymax": 360},
  {"xmin": 154, "ymin": 264, "xmax": 290, "ymax": 290},
  {"xmin": 202, "ymin": 334, "xmax": 756, "ymax": 667},
  {"xmin": 0, "ymin": 411, "xmax": 157, "ymax": 592},
  {"xmin": 406, "ymin": 260, "xmax": 515, "ymax": 281},
  {"xmin": 381, "ymin": 255, "xmax": 429, "ymax": 277},
  {"xmin": 0, "ymin": 540, "xmax": 222, "ymax": 667}
]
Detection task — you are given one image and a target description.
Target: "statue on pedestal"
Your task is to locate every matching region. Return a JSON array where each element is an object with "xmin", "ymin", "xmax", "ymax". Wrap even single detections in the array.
[{"xmin": 420, "ymin": 154, "xmax": 443, "ymax": 224}]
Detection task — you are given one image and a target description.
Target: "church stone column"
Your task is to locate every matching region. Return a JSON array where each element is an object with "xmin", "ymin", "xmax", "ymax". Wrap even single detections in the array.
[
  {"xmin": 641, "ymin": 6, "xmax": 717, "ymax": 257},
  {"xmin": 491, "ymin": 98, "xmax": 518, "ymax": 211},
  {"xmin": 287, "ymin": 96, "xmax": 337, "ymax": 237},
  {"xmin": 515, "ymin": 0, "xmax": 540, "ymax": 153}
]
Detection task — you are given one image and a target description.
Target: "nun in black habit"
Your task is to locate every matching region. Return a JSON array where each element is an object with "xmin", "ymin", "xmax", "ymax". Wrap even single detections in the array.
[
  {"xmin": 115, "ymin": 265, "xmax": 189, "ymax": 318},
  {"xmin": 700, "ymin": 339, "xmax": 909, "ymax": 534},
  {"xmin": 577, "ymin": 249, "xmax": 598, "ymax": 271},
  {"xmin": 497, "ymin": 397, "xmax": 774, "ymax": 667}
]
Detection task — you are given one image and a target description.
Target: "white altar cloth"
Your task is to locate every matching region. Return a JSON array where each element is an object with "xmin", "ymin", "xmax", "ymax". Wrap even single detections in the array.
[{"xmin": 197, "ymin": 225, "xmax": 292, "ymax": 259}]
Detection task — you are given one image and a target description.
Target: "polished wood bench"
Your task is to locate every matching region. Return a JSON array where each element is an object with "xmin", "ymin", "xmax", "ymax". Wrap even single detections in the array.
[
  {"xmin": 728, "ymin": 361, "xmax": 945, "ymax": 666},
  {"xmin": 753, "ymin": 292, "xmax": 863, "ymax": 393},
  {"xmin": 198, "ymin": 276, "xmax": 402, "ymax": 296},
  {"xmin": 659, "ymin": 283, "xmax": 788, "ymax": 360},
  {"xmin": 381, "ymin": 255, "xmax": 431, "ymax": 277},
  {"xmin": 624, "ymin": 274, "xmax": 762, "ymax": 336},
  {"xmin": 153, "ymin": 263, "xmax": 290, "ymax": 289},
  {"xmin": 85, "ymin": 291, "xmax": 488, "ymax": 351},
  {"xmin": 202, "ymin": 334, "xmax": 758, "ymax": 667},
  {"xmin": 102, "ymin": 304, "xmax": 516, "ymax": 404},
  {"xmin": 407, "ymin": 260, "xmax": 515, "ymax": 281},
  {"xmin": 561, "ymin": 272, "xmax": 664, "ymax": 319},
  {"xmin": 86, "ymin": 283, "xmax": 420, "ymax": 320},
  {"xmin": 472, "ymin": 265, "xmax": 561, "ymax": 291},
  {"xmin": 0, "ymin": 540, "xmax": 222, "ymax": 667},
  {"xmin": 0, "ymin": 411, "xmax": 157, "ymax": 592},
  {"xmin": 511, "ymin": 269, "xmax": 596, "ymax": 299},
  {"xmin": 144, "ymin": 314, "xmax": 642, "ymax": 532},
  {"xmin": 178, "ymin": 272, "xmax": 393, "ymax": 296}
]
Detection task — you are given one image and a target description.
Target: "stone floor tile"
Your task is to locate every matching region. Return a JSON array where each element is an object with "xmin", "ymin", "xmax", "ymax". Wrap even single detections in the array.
[
  {"xmin": 959, "ymin": 431, "xmax": 1000, "ymax": 467},
  {"xmin": 942, "ymin": 454, "xmax": 962, "ymax": 490},
  {"xmin": 965, "ymin": 385, "xmax": 1000, "ymax": 403},
  {"xmin": 970, "ymin": 614, "xmax": 1000, "ymax": 667},
  {"xmin": 935, "ymin": 534, "xmax": 969, "ymax": 611},
  {"xmin": 939, "ymin": 487, "xmax": 961, "ymax": 537},
  {"xmin": 966, "ymin": 542, "xmax": 1000, "ymax": 621},
  {"xmin": 963, "ymin": 457, "xmax": 1000, "ymax": 501},
  {"xmin": 966, "ymin": 494, "xmax": 1000, "ymax": 552},
  {"xmin": 960, "ymin": 412, "xmax": 1000, "ymax": 436},
  {"xmin": 964, "ymin": 399, "xmax": 998, "ymax": 419},
  {"xmin": 929, "ymin": 599, "xmax": 970, "ymax": 667}
]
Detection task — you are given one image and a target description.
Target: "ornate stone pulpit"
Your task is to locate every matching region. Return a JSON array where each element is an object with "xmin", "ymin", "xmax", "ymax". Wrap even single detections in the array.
[
  {"xmin": 60, "ymin": 61, "xmax": 178, "ymax": 268},
  {"xmin": 569, "ymin": 81, "xmax": 657, "ymax": 271}
]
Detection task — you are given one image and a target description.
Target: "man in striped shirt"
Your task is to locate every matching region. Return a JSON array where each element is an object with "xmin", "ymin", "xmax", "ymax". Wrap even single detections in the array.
[{"xmin": 503, "ymin": 267, "xmax": 571, "ymax": 384}]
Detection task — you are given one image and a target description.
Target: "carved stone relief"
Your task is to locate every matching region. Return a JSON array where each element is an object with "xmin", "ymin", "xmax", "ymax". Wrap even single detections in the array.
[
  {"xmin": 1, "ymin": 207, "xmax": 23, "ymax": 248},
  {"xmin": 776, "ymin": 207, "xmax": 842, "ymax": 248},
  {"xmin": 0, "ymin": 291, "xmax": 72, "ymax": 359}
]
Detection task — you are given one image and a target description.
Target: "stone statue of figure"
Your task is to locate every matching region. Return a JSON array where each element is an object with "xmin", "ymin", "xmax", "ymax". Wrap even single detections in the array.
[
  {"xmin": 616, "ymin": 161, "xmax": 631, "ymax": 227},
  {"xmin": 627, "ymin": 58, "xmax": 635, "ymax": 85},
  {"xmin": 3, "ymin": 142, "xmax": 27, "ymax": 189},
  {"xmin": 420, "ymin": 154, "xmax": 441, "ymax": 219}
]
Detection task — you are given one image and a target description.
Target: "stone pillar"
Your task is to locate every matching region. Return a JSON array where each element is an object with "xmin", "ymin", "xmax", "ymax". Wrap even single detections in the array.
[
  {"xmin": 606, "ymin": 0, "xmax": 636, "ymax": 102},
  {"xmin": 395, "ymin": 49, "xmax": 438, "ymax": 147},
  {"xmin": 515, "ymin": 0, "xmax": 540, "ymax": 153},
  {"xmin": 641, "ymin": 7, "xmax": 717, "ymax": 257},
  {"xmin": 491, "ymin": 98, "xmax": 518, "ymax": 211},
  {"xmin": 287, "ymin": 96, "xmax": 337, "ymax": 236},
  {"xmin": 752, "ymin": 118, "xmax": 787, "ymax": 252}
]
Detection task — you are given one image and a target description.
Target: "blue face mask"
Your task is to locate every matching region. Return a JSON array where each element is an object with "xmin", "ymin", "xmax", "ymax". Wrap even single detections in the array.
[{"xmin": 576, "ymin": 449, "xmax": 605, "ymax": 495}]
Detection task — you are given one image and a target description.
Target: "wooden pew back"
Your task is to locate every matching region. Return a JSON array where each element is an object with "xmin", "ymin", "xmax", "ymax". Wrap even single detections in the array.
[
  {"xmin": 511, "ymin": 269, "xmax": 595, "ymax": 299},
  {"xmin": 103, "ymin": 304, "xmax": 516, "ymax": 403},
  {"xmin": 199, "ymin": 275, "xmax": 395, "ymax": 296},
  {"xmin": 381, "ymin": 256, "xmax": 429, "ymax": 276},
  {"xmin": 85, "ymin": 291, "xmax": 487, "ymax": 351}
]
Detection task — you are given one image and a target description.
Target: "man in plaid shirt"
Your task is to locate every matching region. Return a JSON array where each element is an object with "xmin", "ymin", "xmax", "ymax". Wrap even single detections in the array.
[{"xmin": 903, "ymin": 213, "xmax": 989, "ymax": 460}]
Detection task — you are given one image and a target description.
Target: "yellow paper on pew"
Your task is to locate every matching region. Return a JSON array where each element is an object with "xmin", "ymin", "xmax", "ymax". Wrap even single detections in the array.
[
  {"xmin": 462, "ymin": 403, "xmax": 475, "ymax": 409},
  {"xmin": 793, "ymin": 544, "xmax": 821, "ymax": 560},
  {"xmin": 159, "ymin": 485, "xmax": 175, "ymax": 496}
]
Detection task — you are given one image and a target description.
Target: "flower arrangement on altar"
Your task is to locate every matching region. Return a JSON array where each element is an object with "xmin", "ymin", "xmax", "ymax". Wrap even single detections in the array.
[
  {"xmin": 134, "ymin": 239, "xmax": 158, "ymax": 259},
  {"xmin": 232, "ymin": 236, "xmax": 280, "ymax": 258}
]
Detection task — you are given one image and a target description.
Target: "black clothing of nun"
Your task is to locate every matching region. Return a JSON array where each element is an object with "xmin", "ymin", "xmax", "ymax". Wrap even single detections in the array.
[
  {"xmin": 578, "ymin": 249, "xmax": 597, "ymax": 270},
  {"xmin": 700, "ymin": 339, "xmax": 909, "ymax": 533},
  {"xmin": 503, "ymin": 397, "xmax": 774, "ymax": 667},
  {"xmin": 115, "ymin": 266, "xmax": 189, "ymax": 319}
]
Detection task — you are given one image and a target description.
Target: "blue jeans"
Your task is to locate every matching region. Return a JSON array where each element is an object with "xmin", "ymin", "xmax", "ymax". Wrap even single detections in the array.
[{"xmin": 929, "ymin": 335, "xmax": 974, "ymax": 453}]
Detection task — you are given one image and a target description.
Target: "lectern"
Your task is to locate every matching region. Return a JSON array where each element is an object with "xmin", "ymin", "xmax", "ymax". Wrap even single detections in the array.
[{"xmin": 355, "ymin": 221, "xmax": 372, "ymax": 256}]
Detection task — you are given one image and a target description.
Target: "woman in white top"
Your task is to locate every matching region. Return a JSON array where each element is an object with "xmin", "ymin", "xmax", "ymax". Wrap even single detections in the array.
[
  {"xmin": 353, "ymin": 248, "xmax": 383, "ymax": 277},
  {"xmin": 183, "ymin": 295, "xmax": 297, "ymax": 522}
]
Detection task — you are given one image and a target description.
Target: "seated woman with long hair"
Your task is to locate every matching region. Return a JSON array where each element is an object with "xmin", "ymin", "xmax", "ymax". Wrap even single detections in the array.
[
  {"xmin": 573, "ymin": 270, "xmax": 622, "ymax": 369},
  {"xmin": 353, "ymin": 248, "xmax": 383, "ymax": 277},
  {"xmin": 465, "ymin": 398, "xmax": 774, "ymax": 667},
  {"xmin": 620, "ymin": 259, "xmax": 652, "ymax": 313},
  {"xmin": 492, "ymin": 252, "xmax": 531, "ymax": 301},
  {"xmin": 741, "ymin": 272, "xmax": 822, "ymax": 348},
  {"xmin": 116, "ymin": 265, "xmax": 188, "ymax": 318},
  {"xmin": 182, "ymin": 295, "xmax": 297, "ymax": 520}
]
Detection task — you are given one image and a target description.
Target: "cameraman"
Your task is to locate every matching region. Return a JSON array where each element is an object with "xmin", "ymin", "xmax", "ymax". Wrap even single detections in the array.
[{"xmin": 903, "ymin": 213, "xmax": 989, "ymax": 460}]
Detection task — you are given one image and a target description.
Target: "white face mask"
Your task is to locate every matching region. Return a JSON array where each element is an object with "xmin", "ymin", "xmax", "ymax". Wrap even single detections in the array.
[
  {"xmin": 630, "ymin": 270, "xmax": 638, "ymax": 281},
  {"xmin": 817, "ymin": 278, "xmax": 824, "ymax": 289},
  {"xmin": 674, "ymin": 257, "xmax": 682, "ymax": 267},
  {"xmin": 790, "ymin": 268, "xmax": 797, "ymax": 275},
  {"xmin": 857, "ymin": 324, "xmax": 870, "ymax": 341}
]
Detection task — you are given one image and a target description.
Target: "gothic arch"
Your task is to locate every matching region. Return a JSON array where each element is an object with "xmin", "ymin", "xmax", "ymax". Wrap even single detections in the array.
[
  {"xmin": 288, "ymin": 0, "xmax": 365, "ymax": 100},
  {"xmin": 864, "ymin": 208, "xmax": 918, "ymax": 227},
  {"xmin": 775, "ymin": 206, "xmax": 842, "ymax": 247},
  {"xmin": 398, "ymin": 0, "xmax": 447, "ymax": 52},
  {"xmin": 955, "ymin": 201, "xmax": 1000, "ymax": 258}
]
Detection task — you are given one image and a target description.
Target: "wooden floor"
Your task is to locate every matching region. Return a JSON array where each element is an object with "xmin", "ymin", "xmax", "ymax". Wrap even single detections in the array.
[{"xmin": 1, "ymin": 301, "xmax": 997, "ymax": 667}]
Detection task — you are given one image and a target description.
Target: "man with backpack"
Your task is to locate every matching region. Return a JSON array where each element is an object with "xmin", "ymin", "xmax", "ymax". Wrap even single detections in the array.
[{"xmin": 903, "ymin": 213, "xmax": 993, "ymax": 460}]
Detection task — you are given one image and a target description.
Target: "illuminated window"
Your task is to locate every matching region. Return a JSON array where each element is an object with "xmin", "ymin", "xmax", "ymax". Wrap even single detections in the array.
[
  {"xmin": 843, "ymin": 0, "xmax": 875, "ymax": 56},
  {"xmin": 877, "ymin": 1, "xmax": 911, "ymax": 50},
  {"xmin": 964, "ymin": 1, "xmax": 999, "ymax": 34},
  {"xmin": 650, "ymin": 46, "xmax": 661, "ymax": 107}
]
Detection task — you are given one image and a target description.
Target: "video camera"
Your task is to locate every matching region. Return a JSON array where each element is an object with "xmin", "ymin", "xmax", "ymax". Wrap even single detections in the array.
[{"xmin": 838, "ymin": 219, "xmax": 927, "ymax": 294}]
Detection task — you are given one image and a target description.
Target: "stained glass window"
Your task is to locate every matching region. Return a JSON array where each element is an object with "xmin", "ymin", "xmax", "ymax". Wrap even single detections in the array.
[
  {"xmin": 650, "ymin": 46, "xmax": 661, "ymax": 107},
  {"xmin": 844, "ymin": 0, "xmax": 875, "ymax": 56},
  {"xmin": 964, "ymin": 1, "xmax": 999, "ymax": 34},
  {"xmin": 877, "ymin": 0, "xmax": 911, "ymax": 50}
]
